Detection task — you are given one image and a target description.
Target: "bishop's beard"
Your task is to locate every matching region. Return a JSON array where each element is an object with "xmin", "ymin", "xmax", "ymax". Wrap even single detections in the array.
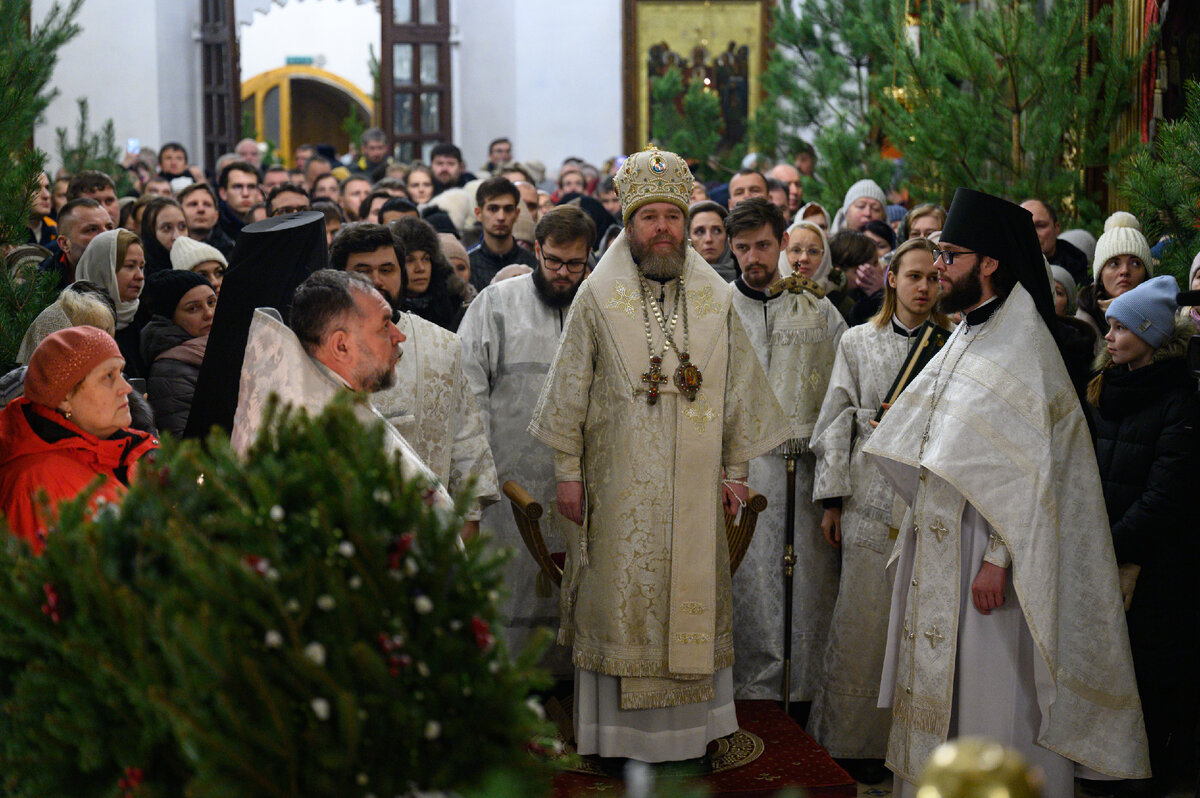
[{"xmin": 629, "ymin": 233, "xmax": 687, "ymax": 280}]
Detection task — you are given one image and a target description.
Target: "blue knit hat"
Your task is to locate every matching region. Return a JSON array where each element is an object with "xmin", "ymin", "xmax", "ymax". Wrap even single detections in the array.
[{"xmin": 1105, "ymin": 274, "xmax": 1179, "ymax": 348}]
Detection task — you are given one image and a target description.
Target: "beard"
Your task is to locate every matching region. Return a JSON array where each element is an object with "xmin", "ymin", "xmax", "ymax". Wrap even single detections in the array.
[
  {"xmin": 629, "ymin": 231, "xmax": 687, "ymax": 280},
  {"xmin": 531, "ymin": 265, "xmax": 581, "ymax": 309},
  {"xmin": 939, "ymin": 262, "xmax": 983, "ymax": 314},
  {"xmin": 357, "ymin": 342, "xmax": 400, "ymax": 393}
]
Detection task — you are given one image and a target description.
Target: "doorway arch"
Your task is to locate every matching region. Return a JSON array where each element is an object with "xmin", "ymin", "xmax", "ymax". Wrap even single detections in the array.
[{"xmin": 241, "ymin": 65, "xmax": 374, "ymax": 167}]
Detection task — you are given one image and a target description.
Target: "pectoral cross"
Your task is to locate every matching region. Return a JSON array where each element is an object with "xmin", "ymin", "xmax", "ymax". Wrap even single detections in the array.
[{"xmin": 642, "ymin": 355, "xmax": 668, "ymax": 405}]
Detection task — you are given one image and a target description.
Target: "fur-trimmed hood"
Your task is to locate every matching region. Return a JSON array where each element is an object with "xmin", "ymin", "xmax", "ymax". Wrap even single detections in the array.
[{"xmin": 1087, "ymin": 316, "xmax": 1197, "ymax": 406}]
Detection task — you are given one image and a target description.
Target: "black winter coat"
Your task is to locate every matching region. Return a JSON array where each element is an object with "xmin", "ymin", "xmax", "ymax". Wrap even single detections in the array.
[
  {"xmin": 1088, "ymin": 319, "xmax": 1199, "ymax": 644},
  {"xmin": 140, "ymin": 317, "xmax": 206, "ymax": 438}
]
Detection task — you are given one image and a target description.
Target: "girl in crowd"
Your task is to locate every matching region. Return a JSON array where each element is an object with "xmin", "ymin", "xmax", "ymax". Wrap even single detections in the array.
[
  {"xmin": 140, "ymin": 196, "xmax": 188, "ymax": 275},
  {"xmin": 139, "ymin": 270, "xmax": 215, "ymax": 437},
  {"xmin": 1088, "ymin": 275, "xmax": 1199, "ymax": 796},
  {"xmin": 169, "ymin": 235, "xmax": 227, "ymax": 296},
  {"xmin": 75, "ymin": 228, "xmax": 147, "ymax": 377},
  {"xmin": 795, "ymin": 201, "xmax": 830, "ymax": 232},
  {"xmin": 406, "ymin": 165, "xmax": 435, "ymax": 205},
  {"xmin": 0, "ymin": 327, "xmax": 158, "ymax": 552},
  {"xmin": 1076, "ymin": 212, "xmax": 1152, "ymax": 349}
]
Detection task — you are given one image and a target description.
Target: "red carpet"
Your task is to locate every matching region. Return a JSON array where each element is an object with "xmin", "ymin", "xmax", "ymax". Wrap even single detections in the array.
[{"xmin": 551, "ymin": 700, "xmax": 858, "ymax": 797}]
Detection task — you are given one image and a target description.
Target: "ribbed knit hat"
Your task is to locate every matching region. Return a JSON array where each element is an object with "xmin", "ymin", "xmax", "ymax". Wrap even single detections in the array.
[
  {"xmin": 143, "ymin": 269, "xmax": 211, "ymax": 319},
  {"xmin": 1105, "ymin": 274, "xmax": 1179, "ymax": 348},
  {"xmin": 1092, "ymin": 212, "xmax": 1153, "ymax": 280},
  {"xmin": 24, "ymin": 326, "xmax": 122, "ymax": 409},
  {"xmin": 170, "ymin": 235, "xmax": 228, "ymax": 272},
  {"xmin": 830, "ymin": 179, "xmax": 887, "ymax": 233}
]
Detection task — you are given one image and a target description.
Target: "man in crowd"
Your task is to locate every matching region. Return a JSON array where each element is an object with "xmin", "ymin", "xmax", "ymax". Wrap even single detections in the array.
[
  {"xmin": 725, "ymin": 197, "xmax": 845, "ymax": 717},
  {"xmin": 330, "ymin": 223, "xmax": 498, "ymax": 534},
  {"xmin": 512, "ymin": 181, "xmax": 541, "ymax": 222},
  {"xmin": 458, "ymin": 205, "xmax": 595, "ymax": 670},
  {"xmin": 179, "ymin": 184, "xmax": 235, "ymax": 259},
  {"xmin": 351, "ymin": 127, "xmax": 392, "ymax": 178},
  {"xmin": 865, "ymin": 188, "xmax": 1149, "ymax": 795},
  {"xmin": 430, "ymin": 143, "xmax": 475, "ymax": 195},
  {"xmin": 808, "ymin": 237, "xmax": 946, "ymax": 785},
  {"xmin": 217, "ymin": 161, "xmax": 261, "ymax": 241},
  {"xmin": 1020, "ymin": 198, "xmax": 1091, "ymax": 286},
  {"xmin": 557, "ymin": 165, "xmax": 586, "ymax": 197},
  {"xmin": 766, "ymin": 177, "xmax": 790, "ymax": 219},
  {"xmin": 304, "ymin": 156, "xmax": 334, "ymax": 192},
  {"xmin": 485, "ymin": 137, "xmax": 512, "ymax": 173},
  {"xmin": 727, "ymin": 168, "xmax": 769, "ymax": 209},
  {"xmin": 339, "ymin": 176, "xmax": 372, "ymax": 221},
  {"xmin": 767, "ymin": 163, "xmax": 804, "ymax": 217},
  {"xmin": 793, "ymin": 142, "xmax": 817, "ymax": 177},
  {"xmin": 37, "ymin": 198, "xmax": 113, "ymax": 288},
  {"xmin": 265, "ymin": 184, "xmax": 311, "ymax": 217},
  {"xmin": 527, "ymin": 147, "xmax": 788, "ymax": 764},
  {"xmin": 235, "ymin": 138, "xmax": 262, "ymax": 170},
  {"xmin": 596, "ymin": 176, "xmax": 621, "ymax": 220},
  {"xmin": 66, "ymin": 170, "xmax": 120, "ymax": 226},
  {"xmin": 466, "ymin": 177, "xmax": 538, "ymax": 291},
  {"xmin": 229, "ymin": 269, "xmax": 452, "ymax": 512},
  {"xmin": 262, "ymin": 165, "xmax": 290, "ymax": 192}
]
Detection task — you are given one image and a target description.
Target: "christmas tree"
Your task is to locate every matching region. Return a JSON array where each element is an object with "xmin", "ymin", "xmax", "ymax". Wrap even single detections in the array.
[
  {"xmin": 870, "ymin": 0, "xmax": 1151, "ymax": 225},
  {"xmin": 0, "ymin": 397, "xmax": 556, "ymax": 797},
  {"xmin": 650, "ymin": 66, "xmax": 724, "ymax": 182},
  {"xmin": 748, "ymin": 0, "xmax": 897, "ymax": 208},
  {"xmin": 0, "ymin": 267, "xmax": 59, "ymax": 372},
  {"xmin": 56, "ymin": 97, "xmax": 134, "ymax": 194},
  {"xmin": 0, "ymin": 0, "xmax": 81, "ymax": 247},
  {"xmin": 1116, "ymin": 80, "xmax": 1200, "ymax": 285}
]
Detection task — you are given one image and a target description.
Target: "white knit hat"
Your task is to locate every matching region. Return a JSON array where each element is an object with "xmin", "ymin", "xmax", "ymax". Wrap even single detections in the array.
[
  {"xmin": 170, "ymin": 235, "xmax": 228, "ymax": 272},
  {"xmin": 830, "ymin": 179, "xmax": 887, "ymax": 233},
  {"xmin": 1092, "ymin": 211, "xmax": 1152, "ymax": 280}
]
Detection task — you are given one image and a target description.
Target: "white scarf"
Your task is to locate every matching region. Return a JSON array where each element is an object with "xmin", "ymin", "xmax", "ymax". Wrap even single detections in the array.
[{"xmin": 74, "ymin": 229, "xmax": 140, "ymax": 329}]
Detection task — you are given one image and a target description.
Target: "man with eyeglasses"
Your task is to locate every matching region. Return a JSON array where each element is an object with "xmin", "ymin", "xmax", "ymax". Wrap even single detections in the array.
[
  {"xmin": 863, "ymin": 188, "xmax": 1150, "ymax": 796},
  {"xmin": 466, "ymin": 176, "xmax": 539, "ymax": 290},
  {"xmin": 265, "ymin": 183, "xmax": 312, "ymax": 217},
  {"xmin": 216, "ymin": 161, "xmax": 261, "ymax": 241},
  {"xmin": 726, "ymin": 197, "xmax": 846, "ymax": 718},
  {"xmin": 457, "ymin": 205, "xmax": 596, "ymax": 678}
]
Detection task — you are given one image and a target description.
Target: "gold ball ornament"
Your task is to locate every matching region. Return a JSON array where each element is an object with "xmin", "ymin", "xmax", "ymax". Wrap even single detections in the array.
[{"xmin": 915, "ymin": 737, "xmax": 1043, "ymax": 798}]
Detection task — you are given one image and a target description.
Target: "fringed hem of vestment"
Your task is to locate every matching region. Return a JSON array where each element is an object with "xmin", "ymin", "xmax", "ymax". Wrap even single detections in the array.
[
  {"xmin": 572, "ymin": 647, "xmax": 735, "ymax": 678},
  {"xmin": 892, "ymin": 691, "xmax": 947, "ymax": 736},
  {"xmin": 619, "ymin": 680, "xmax": 716, "ymax": 710}
]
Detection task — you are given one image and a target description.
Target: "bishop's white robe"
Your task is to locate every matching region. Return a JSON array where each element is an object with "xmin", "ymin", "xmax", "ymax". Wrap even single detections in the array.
[
  {"xmin": 457, "ymin": 273, "xmax": 572, "ymax": 668},
  {"xmin": 729, "ymin": 280, "xmax": 845, "ymax": 701},
  {"xmin": 528, "ymin": 233, "xmax": 788, "ymax": 761},
  {"xmin": 864, "ymin": 286, "xmax": 1150, "ymax": 790},
  {"xmin": 230, "ymin": 309, "xmax": 452, "ymax": 511},
  {"xmin": 373, "ymin": 312, "xmax": 500, "ymax": 521},
  {"xmin": 808, "ymin": 319, "xmax": 915, "ymax": 758}
]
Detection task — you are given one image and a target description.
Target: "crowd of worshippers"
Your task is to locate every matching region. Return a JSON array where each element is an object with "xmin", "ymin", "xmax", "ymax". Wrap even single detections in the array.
[{"xmin": 4, "ymin": 129, "xmax": 1199, "ymax": 795}]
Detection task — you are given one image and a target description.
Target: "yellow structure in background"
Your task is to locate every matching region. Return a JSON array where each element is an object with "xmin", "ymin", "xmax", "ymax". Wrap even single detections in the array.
[{"xmin": 241, "ymin": 65, "xmax": 374, "ymax": 167}]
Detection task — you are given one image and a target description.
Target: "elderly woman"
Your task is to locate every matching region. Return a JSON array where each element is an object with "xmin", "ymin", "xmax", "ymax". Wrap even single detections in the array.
[
  {"xmin": 1076, "ymin": 212, "xmax": 1153, "ymax": 349},
  {"xmin": 830, "ymin": 179, "xmax": 886, "ymax": 234},
  {"xmin": 0, "ymin": 326, "xmax": 158, "ymax": 552},
  {"xmin": 75, "ymin": 228, "xmax": 147, "ymax": 377},
  {"xmin": 140, "ymin": 270, "xmax": 215, "ymax": 437}
]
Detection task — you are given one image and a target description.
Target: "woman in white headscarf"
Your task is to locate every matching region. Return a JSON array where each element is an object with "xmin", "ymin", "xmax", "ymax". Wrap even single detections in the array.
[
  {"xmin": 794, "ymin": 201, "xmax": 831, "ymax": 233},
  {"xmin": 74, "ymin": 228, "xmax": 148, "ymax": 377},
  {"xmin": 778, "ymin": 218, "xmax": 835, "ymax": 293}
]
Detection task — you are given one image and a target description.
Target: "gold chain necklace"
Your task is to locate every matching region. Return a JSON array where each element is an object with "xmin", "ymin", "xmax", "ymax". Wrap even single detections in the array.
[{"xmin": 637, "ymin": 275, "xmax": 703, "ymax": 405}]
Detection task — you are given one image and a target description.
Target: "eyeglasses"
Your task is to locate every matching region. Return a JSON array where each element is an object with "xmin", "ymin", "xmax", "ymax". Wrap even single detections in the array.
[
  {"xmin": 792, "ymin": 247, "xmax": 824, "ymax": 259},
  {"xmin": 931, "ymin": 248, "xmax": 976, "ymax": 265},
  {"xmin": 542, "ymin": 254, "xmax": 588, "ymax": 274}
]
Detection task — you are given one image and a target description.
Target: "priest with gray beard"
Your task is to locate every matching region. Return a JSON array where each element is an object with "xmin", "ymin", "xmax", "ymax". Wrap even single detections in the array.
[{"xmin": 528, "ymin": 147, "xmax": 787, "ymax": 765}]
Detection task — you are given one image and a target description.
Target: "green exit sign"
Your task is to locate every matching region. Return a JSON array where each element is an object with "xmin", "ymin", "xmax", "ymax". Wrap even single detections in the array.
[{"xmin": 285, "ymin": 56, "xmax": 314, "ymax": 65}]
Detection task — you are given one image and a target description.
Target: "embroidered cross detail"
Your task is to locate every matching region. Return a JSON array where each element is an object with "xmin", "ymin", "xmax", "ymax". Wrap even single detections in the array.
[
  {"xmin": 683, "ymin": 394, "xmax": 716, "ymax": 435},
  {"xmin": 689, "ymin": 285, "xmax": 721, "ymax": 318},
  {"xmin": 929, "ymin": 519, "xmax": 949, "ymax": 542},
  {"xmin": 924, "ymin": 625, "xmax": 945, "ymax": 649},
  {"xmin": 807, "ymin": 368, "xmax": 824, "ymax": 391},
  {"xmin": 641, "ymin": 356, "xmax": 668, "ymax": 405},
  {"xmin": 988, "ymin": 532, "xmax": 1001, "ymax": 551},
  {"xmin": 606, "ymin": 281, "xmax": 639, "ymax": 318}
]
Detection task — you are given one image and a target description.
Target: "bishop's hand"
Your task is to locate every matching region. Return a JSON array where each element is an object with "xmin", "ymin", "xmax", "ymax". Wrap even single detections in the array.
[
  {"xmin": 556, "ymin": 481, "xmax": 585, "ymax": 525},
  {"xmin": 821, "ymin": 507, "xmax": 842, "ymax": 547},
  {"xmin": 972, "ymin": 561, "xmax": 1007, "ymax": 614}
]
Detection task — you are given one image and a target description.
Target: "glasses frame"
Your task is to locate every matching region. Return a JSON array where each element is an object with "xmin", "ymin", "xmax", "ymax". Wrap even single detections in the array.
[
  {"xmin": 932, "ymin": 248, "xmax": 977, "ymax": 266},
  {"xmin": 541, "ymin": 254, "xmax": 588, "ymax": 275}
]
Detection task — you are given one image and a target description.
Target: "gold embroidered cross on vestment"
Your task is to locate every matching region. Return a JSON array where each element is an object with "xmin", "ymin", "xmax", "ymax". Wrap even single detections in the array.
[
  {"xmin": 925, "ymin": 625, "xmax": 945, "ymax": 649},
  {"xmin": 929, "ymin": 519, "xmax": 949, "ymax": 542}
]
